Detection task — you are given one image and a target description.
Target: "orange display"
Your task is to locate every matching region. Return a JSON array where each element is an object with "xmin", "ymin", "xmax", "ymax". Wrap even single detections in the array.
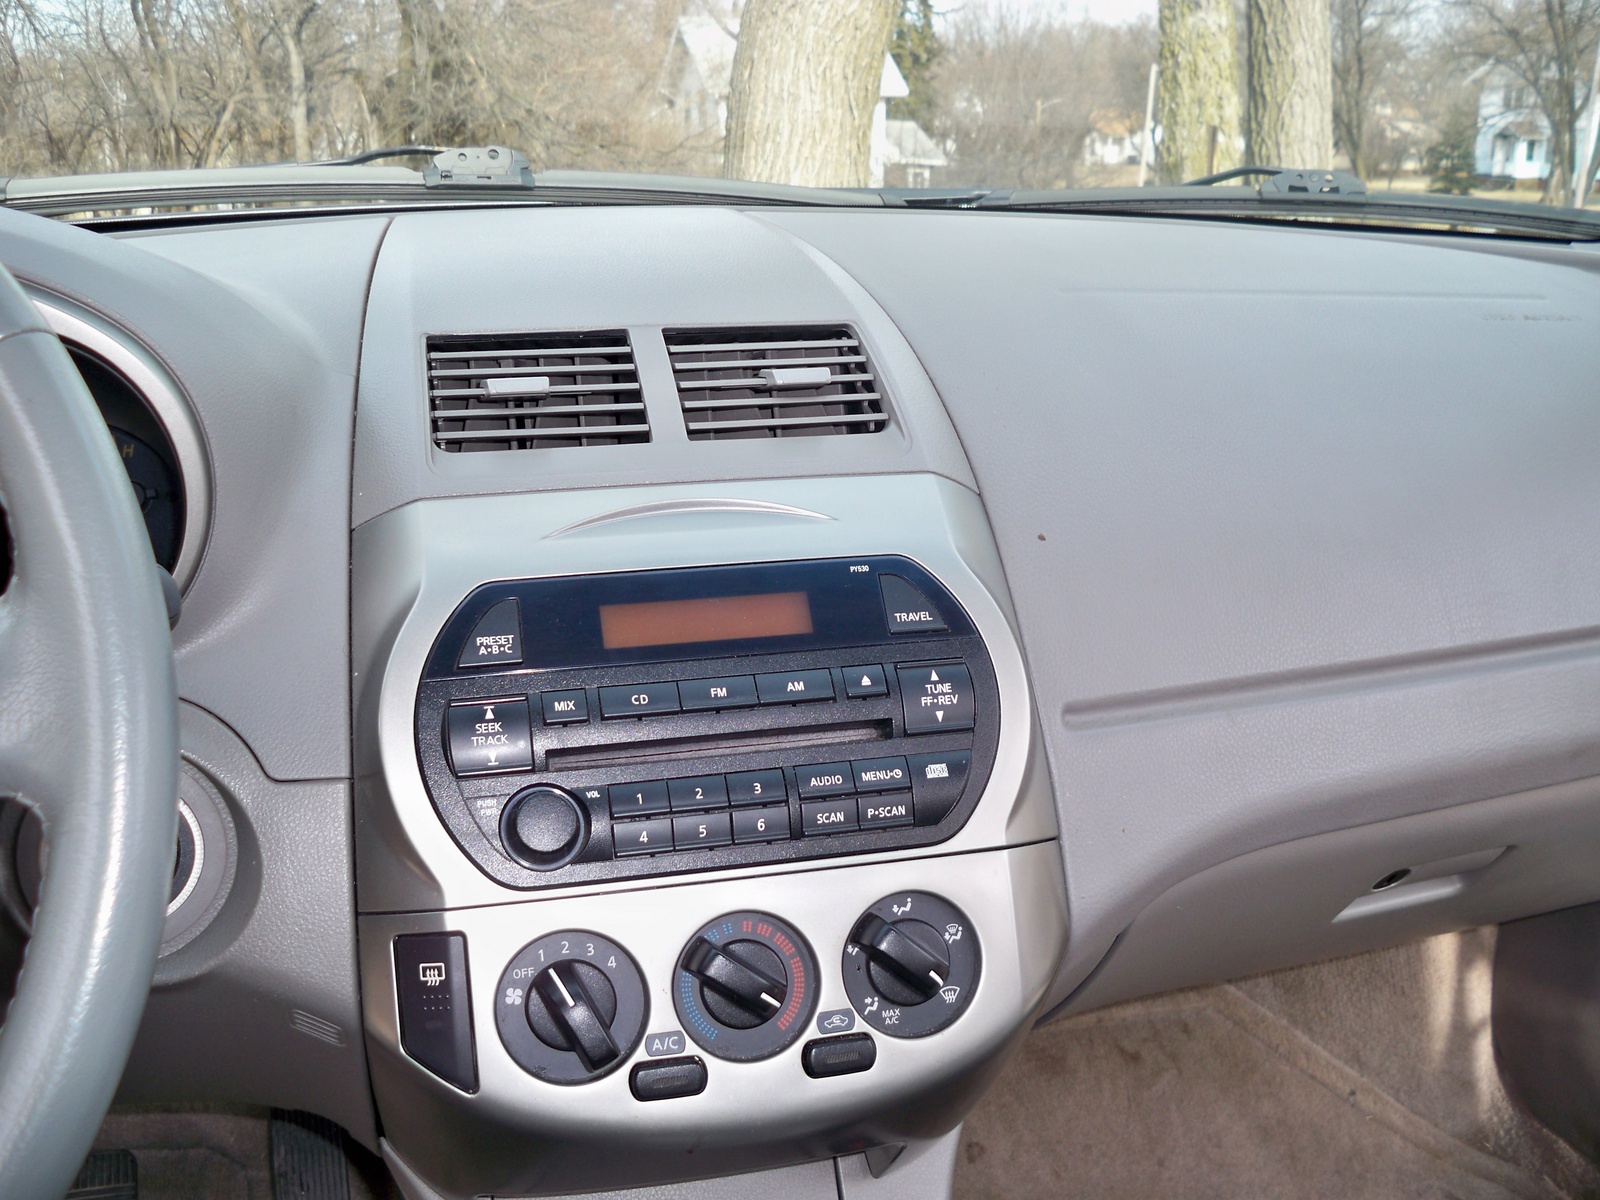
[{"xmin": 598, "ymin": 592, "xmax": 813, "ymax": 650}]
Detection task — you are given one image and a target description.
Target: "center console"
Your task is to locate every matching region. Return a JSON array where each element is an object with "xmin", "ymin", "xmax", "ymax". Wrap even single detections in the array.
[{"xmin": 353, "ymin": 474, "xmax": 1066, "ymax": 1199}]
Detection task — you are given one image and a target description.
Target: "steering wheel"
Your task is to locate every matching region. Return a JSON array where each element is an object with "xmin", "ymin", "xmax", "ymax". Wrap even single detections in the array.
[{"xmin": 0, "ymin": 264, "xmax": 178, "ymax": 1197}]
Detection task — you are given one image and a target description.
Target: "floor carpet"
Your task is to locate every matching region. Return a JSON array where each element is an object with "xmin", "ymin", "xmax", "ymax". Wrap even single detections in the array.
[{"xmin": 956, "ymin": 928, "xmax": 1600, "ymax": 1200}]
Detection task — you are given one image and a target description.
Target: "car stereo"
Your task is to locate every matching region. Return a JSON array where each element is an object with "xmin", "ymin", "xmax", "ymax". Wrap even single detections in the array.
[{"xmin": 414, "ymin": 555, "xmax": 999, "ymax": 889}]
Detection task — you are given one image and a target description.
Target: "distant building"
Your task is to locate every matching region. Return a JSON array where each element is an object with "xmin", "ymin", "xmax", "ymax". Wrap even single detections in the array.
[
  {"xmin": 1472, "ymin": 64, "xmax": 1596, "ymax": 183},
  {"xmin": 659, "ymin": 8, "xmax": 946, "ymax": 187},
  {"xmin": 1082, "ymin": 108, "xmax": 1152, "ymax": 169}
]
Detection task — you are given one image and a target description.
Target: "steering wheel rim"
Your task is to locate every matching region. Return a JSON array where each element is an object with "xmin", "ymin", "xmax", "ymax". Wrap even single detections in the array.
[{"xmin": 0, "ymin": 265, "xmax": 178, "ymax": 1198}]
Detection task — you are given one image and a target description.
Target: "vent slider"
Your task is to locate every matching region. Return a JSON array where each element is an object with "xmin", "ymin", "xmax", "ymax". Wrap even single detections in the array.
[{"xmin": 759, "ymin": 366, "xmax": 833, "ymax": 388}]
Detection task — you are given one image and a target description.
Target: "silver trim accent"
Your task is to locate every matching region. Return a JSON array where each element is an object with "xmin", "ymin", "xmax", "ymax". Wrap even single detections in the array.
[
  {"xmin": 545, "ymin": 497, "xmax": 834, "ymax": 538},
  {"xmin": 30, "ymin": 295, "xmax": 212, "ymax": 591},
  {"xmin": 166, "ymin": 798, "xmax": 204, "ymax": 917}
]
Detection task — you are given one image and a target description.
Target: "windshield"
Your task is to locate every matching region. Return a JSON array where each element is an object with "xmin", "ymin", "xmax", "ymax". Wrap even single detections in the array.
[{"xmin": 1, "ymin": 0, "xmax": 1597, "ymax": 210}]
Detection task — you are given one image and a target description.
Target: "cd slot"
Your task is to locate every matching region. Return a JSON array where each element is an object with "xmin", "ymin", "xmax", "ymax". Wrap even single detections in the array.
[{"xmin": 546, "ymin": 720, "xmax": 892, "ymax": 773}]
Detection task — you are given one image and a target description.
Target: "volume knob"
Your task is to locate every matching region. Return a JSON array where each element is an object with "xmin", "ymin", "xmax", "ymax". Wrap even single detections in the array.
[{"xmin": 500, "ymin": 785, "xmax": 588, "ymax": 870}]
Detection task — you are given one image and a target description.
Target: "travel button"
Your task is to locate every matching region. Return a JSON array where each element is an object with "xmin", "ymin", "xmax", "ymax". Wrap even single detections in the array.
[
  {"xmin": 732, "ymin": 805, "xmax": 790, "ymax": 843},
  {"xmin": 897, "ymin": 663, "xmax": 975, "ymax": 734},
  {"xmin": 541, "ymin": 689, "xmax": 588, "ymax": 725},
  {"xmin": 614, "ymin": 816, "xmax": 673, "ymax": 857},
  {"xmin": 843, "ymin": 665, "xmax": 888, "ymax": 698},
  {"xmin": 672, "ymin": 811, "xmax": 732, "ymax": 849},
  {"xmin": 668, "ymin": 775, "xmax": 729, "ymax": 811},
  {"xmin": 446, "ymin": 699, "xmax": 532, "ymax": 776},
  {"xmin": 796, "ymin": 762, "xmax": 854, "ymax": 798},
  {"xmin": 678, "ymin": 676, "xmax": 758, "ymax": 711},
  {"xmin": 858, "ymin": 793, "xmax": 913, "ymax": 829},
  {"xmin": 608, "ymin": 780, "xmax": 670, "ymax": 817},
  {"xmin": 801, "ymin": 797, "xmax": 858, "ymax": 835},
  {"xmin": 908, "ymin": 751, "xmax": 972, "ymax": 825},
  {"xmin": 879, "ymin": 575, "xmax": 949, "ymax": 634},
  {"xmin": 727, "ymin": 769, "xmax": 787, "ymax": 806},
  {"xmin": 456, "ymin": 597, "xmax": 522, "ymax": 669},
  {"xmin": 851, "ymin": 756, "xmax": 910, "ymax": 793},
  {"xmin": 599, "ymin": 682, "xmax": 681, "ymax": 718},
  {"xmin": 755, "ymin": 669, "xmax": 835, "ymax": 705}
]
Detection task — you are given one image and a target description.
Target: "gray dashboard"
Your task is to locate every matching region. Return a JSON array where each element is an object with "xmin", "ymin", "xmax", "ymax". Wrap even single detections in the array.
[{"xmin": 2, "ymin": 197, "xmax": 1599, "ymax": 1196}]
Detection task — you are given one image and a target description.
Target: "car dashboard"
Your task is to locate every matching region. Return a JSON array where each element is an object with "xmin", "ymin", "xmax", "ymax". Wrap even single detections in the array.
[{"xmin": 2, "ymin": 198, "xmax": 1599, "ymax": 1199}]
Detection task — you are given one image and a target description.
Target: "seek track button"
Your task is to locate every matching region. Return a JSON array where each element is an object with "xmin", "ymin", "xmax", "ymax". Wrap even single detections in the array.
[{"xmin": 446, "ymin": 699, "xmax": 532, "ymax": 776}]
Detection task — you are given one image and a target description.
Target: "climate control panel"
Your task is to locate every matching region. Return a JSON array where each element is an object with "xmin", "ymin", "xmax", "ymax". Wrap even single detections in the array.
[{"xmin": 414, "ymin": 557, "xmax": 1000, "ymax": 889}]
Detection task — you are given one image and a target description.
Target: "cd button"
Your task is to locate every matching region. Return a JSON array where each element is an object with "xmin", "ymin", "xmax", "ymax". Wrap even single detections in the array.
[
  {"xmin": 599, "ymin": 682, "xmax": 681, "ymax": 718},
  {"xmin": 801, "ymin": 797, "xmax": 859, "ymax": 835},
  {"xmin": 796, "ymin": 762, "xmax": 854, "ymax": 798},
  {"xmin": 755, "ymin": 670, "xmax": 835, "ymax": 705},
  {"xmin": 678, "ymin": 676, "xmax": 758, "ymax": 711}
]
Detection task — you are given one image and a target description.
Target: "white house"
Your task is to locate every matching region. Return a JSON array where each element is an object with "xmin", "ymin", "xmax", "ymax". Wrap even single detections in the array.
[
  {"xmin": 1473, "ymin": 64, "xmax": 1598, "ymax": 184},
  {"xmin": 1082, "ymin": 108, "xmax": 1150, "ymax": 168},
  {"xmin": 658, "ymin": 7, "xmax": 946, "ymax": 188}
]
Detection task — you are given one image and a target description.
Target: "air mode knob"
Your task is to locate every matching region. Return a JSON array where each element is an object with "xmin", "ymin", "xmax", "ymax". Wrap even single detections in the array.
[
  {"xmin": 500, "ymin": 784, "xmax": 588, "ymax": 871},
  {"xmin": 843, "ymin": 892, "xmax": 980, "ymax": 1038}
]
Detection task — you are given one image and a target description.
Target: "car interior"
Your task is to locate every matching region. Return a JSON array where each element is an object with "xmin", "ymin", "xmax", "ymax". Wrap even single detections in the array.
[{"xmin": 2, "ymin": 150, "xmax": 1600, "ymax": 1200}]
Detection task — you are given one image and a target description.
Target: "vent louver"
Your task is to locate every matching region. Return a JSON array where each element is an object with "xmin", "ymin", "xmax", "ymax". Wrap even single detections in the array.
[
  {"xmin": 665, "ymin": 326, "xmax": 888, "ymax": 440},
  {"xmin": 428, "ymin": 331, "xmax": 648, "ymax": 452}
]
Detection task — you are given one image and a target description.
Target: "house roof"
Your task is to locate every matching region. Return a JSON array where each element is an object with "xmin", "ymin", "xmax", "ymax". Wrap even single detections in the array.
[{"xmin": 883, "ymin": 118, "xmax": 947, "ymax": 167}]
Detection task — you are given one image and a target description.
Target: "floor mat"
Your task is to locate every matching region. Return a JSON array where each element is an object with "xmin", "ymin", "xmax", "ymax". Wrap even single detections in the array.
[{"xmin": 956, "ymin": 928, "xmax": 1600, "ymax": 1200}]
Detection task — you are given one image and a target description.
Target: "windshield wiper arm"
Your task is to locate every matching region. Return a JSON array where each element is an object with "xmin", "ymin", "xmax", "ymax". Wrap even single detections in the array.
[{"xmin": 1182, "ymin": 165, "xmax": 1368, "ymax": 195}]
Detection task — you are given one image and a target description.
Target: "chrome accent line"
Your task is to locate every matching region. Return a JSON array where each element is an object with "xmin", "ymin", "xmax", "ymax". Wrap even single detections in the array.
[
  {"xmin": 165, "ymin": 798, "xmax": 204, "ymax": 917},
  {"xmin": 32, "ymin": 294, "xmax": 212, "ymax": 592},
  {"xmin": 544, "ymin": 496, "xmax": 834, "ymax": 539}
]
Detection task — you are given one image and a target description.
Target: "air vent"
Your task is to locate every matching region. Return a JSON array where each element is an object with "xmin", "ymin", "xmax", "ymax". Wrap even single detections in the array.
[
  {"xmin": 665, "ymin": 326, "xmax": 887, "ymax": 440},
  {"xmin": 428, "ymin": 331, "xmax": 648, "ymax": 452}
]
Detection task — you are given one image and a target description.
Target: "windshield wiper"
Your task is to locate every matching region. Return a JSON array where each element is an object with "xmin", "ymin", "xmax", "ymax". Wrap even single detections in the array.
[{"xmin": 895, "ymin": 166, "xmax": 1600, "ymax": 241}]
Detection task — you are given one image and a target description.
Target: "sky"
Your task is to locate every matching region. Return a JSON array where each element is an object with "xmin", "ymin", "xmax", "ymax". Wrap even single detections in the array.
[{"xmin": 940, "ymin": 0, "xmax": 1160, "ymax": 31}]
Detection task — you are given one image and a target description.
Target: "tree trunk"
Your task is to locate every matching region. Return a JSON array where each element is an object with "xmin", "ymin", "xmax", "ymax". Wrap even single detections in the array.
[
  {"xmin": 723, "ymin": 0, "xmax": 899, "ymax": 187},
  {"xmin": 1247, "ymin": 0, "xmax": 1333, "ymax": 168},
  {"xmin": 284, "ymin": 19, "xmax": 311, "ymax": 162},
  {"xmin": 1156, "ymin": 0, "xmax": 1242, "ymax": 182}
]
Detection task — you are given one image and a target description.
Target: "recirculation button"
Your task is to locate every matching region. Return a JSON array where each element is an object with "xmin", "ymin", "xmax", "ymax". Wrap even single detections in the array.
[{"xmin": 802, "ymin": 1033, "xmax": 876, "ymax": 1078}]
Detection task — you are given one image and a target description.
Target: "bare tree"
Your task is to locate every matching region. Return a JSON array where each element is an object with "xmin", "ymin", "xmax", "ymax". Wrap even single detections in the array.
[
  {"xmin": 1448, "ymin": 0, "xmax": 1600, "ymax": 202},
  {"xmin": 1247, "ymin": 0, "xmax": 1334, "ymax": 167},
  {"xmin": 1157, "ymin": 0, "xmax": 1242, "ymax": 181},
  {"xmin": 1332, "ymin": 0, "xmax": 1418, "ymax": 176},
  {"xmin": 723, "ymin": 0, "xmax": 899, "ymax": 187}
]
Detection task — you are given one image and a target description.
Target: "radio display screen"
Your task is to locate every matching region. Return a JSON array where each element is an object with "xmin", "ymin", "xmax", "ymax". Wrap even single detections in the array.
[{"xmin": 598, "ymin": 591, "xmax": 814, "ymax": 650}]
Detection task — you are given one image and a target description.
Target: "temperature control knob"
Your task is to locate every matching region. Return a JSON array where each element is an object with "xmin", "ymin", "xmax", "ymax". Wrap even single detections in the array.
[
  {"xmin": 496, "ymin": 931, "xmax": 646, "ymax": 1083},
  {"xmin": 499, "ymin": 784, "xmax": 588, "ymax": 871},
  {"xmin": 844, "ymin": 892, "xmax": 979, "ymax": 1038},
  {"xmin": 675, "ymin": 912, "xmax": 816, "ymax": 1061}
]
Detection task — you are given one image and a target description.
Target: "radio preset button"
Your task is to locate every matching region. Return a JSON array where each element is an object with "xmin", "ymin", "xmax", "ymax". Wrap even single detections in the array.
[
  {"xmin": 608, "ymin": 781, "xmax": 670, "ymax": 817},
  {"xmin": 457, "ymin": 597, "xmax": 523, "ymax": 669},
  {"xmin": 599, "ymin": 683, "xmax": 681, "ymax": 718},
  {"xmin": 679, "ymin": 676, "xmax": 759, "ymax": 712},
  {"xmin": 732, "ymin": 805, "xmax": 790, "ymax": 843},
  {"xmin": 802, "ymin": 797, "xmax": 859, "ymax": 835},
  {"xmin": 669, "ymin": 775, "xmax": 730, "ymax": 811},
  {"xmin": 755, "ymin": 670, "xmax": 835, "ymax": 705},
  {"xmin": 727, "ymin": 769, "xmax": 787, "ymax": 807},
  {"xmin": 908, "ymin": 751, "xmax": 972, "ymax": 825},
  {"xmin": 446, "ymin": 699, "xmax": 532, "ymax": 776},
  {"xmin": 541, "ymin": 689, "xmax": 589, "ymax": 725},
  {"xmin": 843, "ymin": 665, "xmax": 888, "ymax": 698},
  {"xmin": 859, "ymin": 793, "xmax": 914, "ymax": 829},
  {"xmin": 897, "ymin": 664, "xmax": 975, "ymax": 734},
  {"xmin": 614, "ymin": 816, "xmax": 673, "ymax": 856},
  {"xmin": 796, "ymin": 762, "xmax": 854, "ymax": 798},
  {"xmin": 879, "ymin": 575, "xmax": 949, "ymax": 635},
  {"xmin": 672, "ymin": 811, "xmax": 733, "ymax": 850},
  {"xmin": 852, "ymin": 756, "xmax": 910, "ymax": 793}
]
